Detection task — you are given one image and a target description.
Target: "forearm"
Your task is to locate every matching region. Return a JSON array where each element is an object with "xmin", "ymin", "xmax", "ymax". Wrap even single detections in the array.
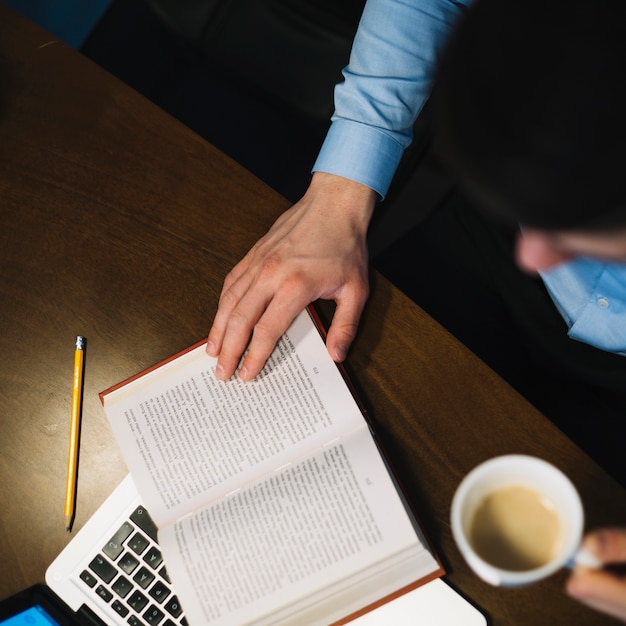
[
  {"xmin": 314, "ymin": 0, "xmax": 473, "ymax": 198},
  {"xmin": 208, "ymin": 0, "xmax": 474, "ymax": 380}
]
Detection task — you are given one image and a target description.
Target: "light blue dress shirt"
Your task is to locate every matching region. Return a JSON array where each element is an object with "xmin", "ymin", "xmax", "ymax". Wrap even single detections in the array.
[
  {"xmin": 540, "ymin": 260, "xmax": 626, "ymax": 355},
  {"xmin": 314, "ymin": 0, "xmax": 473, "ymax": 199},
  {"xmin": 313, "ymin": 0, "xmax": 626, "ymax": 356}
]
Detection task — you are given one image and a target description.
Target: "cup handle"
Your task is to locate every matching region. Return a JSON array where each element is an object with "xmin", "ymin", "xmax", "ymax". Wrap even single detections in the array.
[{"xmin": 566, "ymin": 546, "xmax": 603, "ymax": 570}]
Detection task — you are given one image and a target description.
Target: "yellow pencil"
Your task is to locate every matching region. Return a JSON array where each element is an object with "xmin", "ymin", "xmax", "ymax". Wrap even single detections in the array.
[{"xmin": 65, "ymin": 335, "xmax": 85, "ymax": 532}]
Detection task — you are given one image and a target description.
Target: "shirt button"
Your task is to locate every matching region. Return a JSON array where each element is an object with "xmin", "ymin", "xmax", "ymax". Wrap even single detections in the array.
[{"xmin": 597, "ymin": 297, "xmax": 610, "ymax": 309}]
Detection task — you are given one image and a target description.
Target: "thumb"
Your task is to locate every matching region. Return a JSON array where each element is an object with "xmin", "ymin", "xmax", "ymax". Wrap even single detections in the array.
[
  {"xmin": 566, "ymin": 568, "xmax": 626, "ymax": 622},
  {"xmin": 325, "ymin": 290, "xmax": 368, "ymax": 362},
  {"xmin": 583, "ymin": 529, "xmax": 626, "ymax": 565},
  {"xmin": 566, "ymin": 529, "xmax": 626, "ymax": 623}
]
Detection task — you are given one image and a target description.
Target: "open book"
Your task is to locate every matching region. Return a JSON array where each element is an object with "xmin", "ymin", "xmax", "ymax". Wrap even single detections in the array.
[{"xmin": 100, "ymin": 308, "xmax": 444, "ymax": 626}]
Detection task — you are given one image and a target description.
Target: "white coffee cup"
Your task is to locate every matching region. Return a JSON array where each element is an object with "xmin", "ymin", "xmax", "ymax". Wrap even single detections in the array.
[{"xmin": 451, "ymin": 455, "xmax": 586, "ymax": 586}]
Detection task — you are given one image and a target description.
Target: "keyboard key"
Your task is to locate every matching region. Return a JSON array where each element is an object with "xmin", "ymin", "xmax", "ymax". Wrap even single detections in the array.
[
  {"xmin": 158, "ymin": 565, "xmax": 170, "ymax": 583},
  {"xmin": 164, "ymin": 596, "xmax": 182, "ymax": 618},
  {"xmin": 131, "ymin": 507, "xmax": 158, "ymax": 542},
  {"xmin": 112, "ymin": 600, "xmax": 130, "ymax": 617},
  {"xmin": 112, "ymin": 575, "xmax": 133, "ymax": 599},
  {"xmin": 119, "ymin": 552, "xmax": 140, "ymax": 575},
  {"xmin": 79, "ymin": 505, "xmax": 185, "ymax": 626},
  {"xmin": 89, "ymin": 554, "xmax": 117, "ymax": 583},
  {"xmin": 103, "ymin": 522, "xmax": 134, "ymax": 560},
  {"xmin": 134, "ymin": 566, "xmax": 155, "ymax": 589},
  {"xmin": 79, "ymin": 570, "xmax": 97, "ymax": 588},
  {"xmin": 95, "ymin": 585, "xmax": 113, "ymax": 603},
  {"xmin": 143, "ymin": 605, "xmax": 165, "ymax": 625},
  {"xmin": 128, "ymin": 532, "xmax": 150, "ymax": 555},
  {"xmin": 143, "ymin": 547, "xmax": 163, "ymax": 570},
  {"xmin": 127, "ymin": 590, "xmax": 149, "ymax": 612},
  {"xmin": 149, "ymin": 581, "xmax": 170, "ymax": 604}
]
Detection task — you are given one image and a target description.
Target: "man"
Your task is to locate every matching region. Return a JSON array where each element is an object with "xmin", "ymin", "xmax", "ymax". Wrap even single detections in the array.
[
  {"xmin": 207, "ymin": 0, "xmax": 626, "ymax": 380},
  {"xmin": 207, "ymin": 0, "xmax": 626, "ymax": 620},
  {"xmin": 207, "ymin": 0, "xmax": 471, "ymax": 380}
]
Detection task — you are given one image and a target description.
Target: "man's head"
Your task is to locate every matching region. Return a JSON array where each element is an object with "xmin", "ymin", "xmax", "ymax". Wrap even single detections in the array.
[{"xmin": 432, "ymin": 0, "xmax": 626, "ymax": 270}]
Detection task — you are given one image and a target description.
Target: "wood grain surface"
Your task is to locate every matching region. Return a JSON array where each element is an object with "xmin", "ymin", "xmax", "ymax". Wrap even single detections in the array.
[{"xmin": 1, "ymin": 5, "xmax": 624, "ymax": 624}]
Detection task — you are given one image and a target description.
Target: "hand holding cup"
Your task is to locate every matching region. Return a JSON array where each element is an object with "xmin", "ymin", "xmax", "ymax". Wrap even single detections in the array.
[{"xmin": 451, "ymin": 455, "xmax": 593, "ymax": 587}]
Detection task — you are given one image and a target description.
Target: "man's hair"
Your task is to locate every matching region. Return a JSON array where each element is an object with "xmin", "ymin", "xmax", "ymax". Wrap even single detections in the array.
[{"xmin": 432, "ymin": 0, "xmax": 626, "ymax": 230}]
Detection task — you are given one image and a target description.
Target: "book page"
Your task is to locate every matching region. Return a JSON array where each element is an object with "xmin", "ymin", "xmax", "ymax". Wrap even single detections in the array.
[
  {"xmin": 160, "ymin": 428, "xmax": 437, "ymax": 626},
  {"xmin": 103, "ymin": 310, "xmax": 366, "ymax": 527}
]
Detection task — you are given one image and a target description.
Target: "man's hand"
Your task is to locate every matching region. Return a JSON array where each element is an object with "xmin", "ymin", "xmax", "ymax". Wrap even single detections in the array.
[
  {"xmin": 207, "ymin": 172, "xmax": 377, "ymax": 381},
  {"xmin": 567, "ymin": 529, "xmax": 626, "ymax": 623}
]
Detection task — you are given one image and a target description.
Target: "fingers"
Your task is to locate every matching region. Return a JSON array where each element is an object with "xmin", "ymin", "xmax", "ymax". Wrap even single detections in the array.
[
  {"xmin": 566, "ymin": 529, "xmax": 626, "ymax": 623},
  {"xmin": 325, "ymin": 281, "xmax": 369, "ymax": 362},
  {"xmin": 583, "ymin": 529, "xmax": 626, "ymax": 565},
  {"xmin": 208, "ymin": 273, "xmax": 369, "ymax": 381},
  {"xmin": 208, "ymin": 260, "xmax": 316, "ymax": 381},
  {"xmin": 237, "ymin": 292, "xmax": 309, "ymax": 381},
  {"xmin": 207, "ymin": 274, "xmax": 276, "ymax": 381},
  {"xmin": 206, "ymin": 172, "xmax": 377, "ymax": 382},
  {"xmin": 514, "ymin": 229, "xmax": 574, "ymax": 273},
  {"xmin": 206, "ymin": 209, "xmax": 299, "ymax": 362},
  {"xmin": 206, "ymin": 249, "xmax": 258, "ymax": 356},
  {"xmin": 206, "ymin": 292, "xmax": 255, "ymax": 376},
  {"xmin": 567, "ymin": 567, "xmax": 626, "ymax": 622}
]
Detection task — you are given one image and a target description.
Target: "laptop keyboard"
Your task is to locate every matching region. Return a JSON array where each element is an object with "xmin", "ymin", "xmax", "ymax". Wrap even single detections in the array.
[{"xmin": 77, "ymin": 506, "xmax": 187, "ymax": 626}]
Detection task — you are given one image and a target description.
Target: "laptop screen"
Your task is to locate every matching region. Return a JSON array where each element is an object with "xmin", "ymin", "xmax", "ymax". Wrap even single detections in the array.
[
  {"xmin": 0, "ymin": 586, "xmax": 73, "ymax": 626},
  {"xmin": 1, "ymin": 605, "xmax": 60, "ymax": 626}
]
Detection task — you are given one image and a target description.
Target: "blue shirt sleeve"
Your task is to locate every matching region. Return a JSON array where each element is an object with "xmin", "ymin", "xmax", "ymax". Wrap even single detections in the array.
[
  {"xmin": 313, "ymin": 0, "xmax": 473, "ymax": 198},
  {"xmin": 540, "ymin": 259, "xmax": 626, "ymax": 355},
  {"xmin": 312, "ymin": 0, "xmax": 626, "ymax": 357}
]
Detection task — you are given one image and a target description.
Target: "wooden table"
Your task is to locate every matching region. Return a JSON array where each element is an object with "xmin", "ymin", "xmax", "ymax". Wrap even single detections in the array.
[{"xmin": 1, "ymin": 5, "xmax": 625, "ymax": 625}]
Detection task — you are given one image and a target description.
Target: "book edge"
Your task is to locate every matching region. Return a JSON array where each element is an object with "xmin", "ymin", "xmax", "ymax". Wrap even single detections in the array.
[
  {"xmin": 98, "ymin": 339, "xmax": 207, "ymax": 406},
  {"xmin": 330, "ymin": 567, "xmax": 445, "ymax": 626}
]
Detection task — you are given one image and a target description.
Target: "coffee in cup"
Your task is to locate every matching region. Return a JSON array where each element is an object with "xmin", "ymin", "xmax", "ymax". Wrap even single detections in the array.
[{"xmin": 451, "ymin": 455, "xmax": 584, "ymax": 586}]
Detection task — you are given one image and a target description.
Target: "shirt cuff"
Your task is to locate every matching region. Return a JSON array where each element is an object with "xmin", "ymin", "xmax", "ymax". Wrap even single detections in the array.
[{"xmin": 312, "ymin": 119, "xmax": 405, "ymax": 199}]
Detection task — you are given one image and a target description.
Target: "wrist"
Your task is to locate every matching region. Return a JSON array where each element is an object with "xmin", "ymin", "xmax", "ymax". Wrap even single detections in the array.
[{"xmin": 306, "ymin": 172, "xmax": 377, "ymax": 230}]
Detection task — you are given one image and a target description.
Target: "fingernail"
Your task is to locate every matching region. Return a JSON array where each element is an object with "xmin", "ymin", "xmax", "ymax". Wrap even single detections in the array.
[
  {"xmin": 573, "ymin": 545, "xmax": 603, "ymax": 570},
  {"xmin": 215, "ymin": 363, "xmax": 225, "ymax": 380},
  {"xmin": 238, "ymin": 366, "xmax": 249, "ymax": 381},
  {"xmin": 335, "ymin": 344, "xmax": 347, "ymax": 361},
  {"xmin": 586, "ymin": 531, "xmax": 609, "ymax": 561},
  {"xmin": 206, "ymin": 340, "xmax": 216, "ymax": 355},
  {"xmin": 572, "ymin": 532, "xmax": 607, "ymax": 571}
]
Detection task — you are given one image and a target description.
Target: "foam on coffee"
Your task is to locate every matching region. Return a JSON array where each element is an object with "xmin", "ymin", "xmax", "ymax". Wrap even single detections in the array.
[{"xmin": 469, "ymin": 485, "xmax": 562, "ymax": 571}]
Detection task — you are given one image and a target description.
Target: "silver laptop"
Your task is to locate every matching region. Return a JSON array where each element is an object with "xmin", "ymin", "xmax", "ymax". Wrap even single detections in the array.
[{"xmin": 0, "ymin": 475, "xmax": 485, "ymax": 626}]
